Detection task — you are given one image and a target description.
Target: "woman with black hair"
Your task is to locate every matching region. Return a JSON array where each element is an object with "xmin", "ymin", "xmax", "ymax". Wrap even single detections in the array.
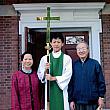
[{"xmin": 11, "ymin": 52, "xmax": 40, "ymax": 110}]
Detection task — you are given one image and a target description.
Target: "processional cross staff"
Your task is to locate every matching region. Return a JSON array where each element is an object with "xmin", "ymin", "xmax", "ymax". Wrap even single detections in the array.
[{"xmin": 37, "ymin": 7, "xmax": 60, "ymax": 110}]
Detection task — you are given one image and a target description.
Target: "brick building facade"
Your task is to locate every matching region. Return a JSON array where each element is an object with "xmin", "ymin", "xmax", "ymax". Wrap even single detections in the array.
[
  {"xmin": 102, "ymin": 14, "xmax": 110, "ymax": 108},
  {"xmin": 0, "ymin": 15, "xmax": 19, "ymax": 109},
  {"xmin": 0, "ymin": 0, "xmax": 110, "ymax": 110}
]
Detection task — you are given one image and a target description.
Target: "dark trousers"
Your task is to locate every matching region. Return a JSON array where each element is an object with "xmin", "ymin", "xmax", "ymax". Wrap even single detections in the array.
[{"xmin": 75, "ymin": 103, "xmax": 98, "ymax": 110}]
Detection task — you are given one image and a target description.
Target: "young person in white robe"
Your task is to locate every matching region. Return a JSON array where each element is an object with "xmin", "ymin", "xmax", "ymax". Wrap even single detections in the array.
[{"xmin": 37, "ymin": 33, "xmax": 72, "ymax": 110}]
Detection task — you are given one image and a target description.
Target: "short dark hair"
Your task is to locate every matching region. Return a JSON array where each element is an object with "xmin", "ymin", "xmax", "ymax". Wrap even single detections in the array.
[
  {"xmin": 50, "ymin": 32, "xmax": 64, "ymax": 43},
  {"xmin": 21, "ymin": 51, "xmax": 33, "ymax": 61}
]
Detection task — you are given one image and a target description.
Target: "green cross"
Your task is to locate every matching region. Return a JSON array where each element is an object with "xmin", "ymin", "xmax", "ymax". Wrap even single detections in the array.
[
  {"xmin": 37, "ymin": 7, "xmax": 60, "ymax": 43},
  {"xmin": 37, "ymin": 7, "xmax": 60, "ymax": 110}
]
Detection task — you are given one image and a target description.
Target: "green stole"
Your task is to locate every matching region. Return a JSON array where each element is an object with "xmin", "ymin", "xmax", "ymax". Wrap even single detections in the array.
[{"xmin": 50, "ymin": 52, "xmax": 64, "ymax": 110}]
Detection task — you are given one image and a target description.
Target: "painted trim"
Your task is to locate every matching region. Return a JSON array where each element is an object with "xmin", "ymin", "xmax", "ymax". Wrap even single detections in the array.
[{"xmin": 13, "ymin": 3, "xmax": 105, "ymax": 63}]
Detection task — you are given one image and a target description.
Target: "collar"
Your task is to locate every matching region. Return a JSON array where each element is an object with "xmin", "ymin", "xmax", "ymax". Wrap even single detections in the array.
[
  {"xmin": 52, "ymin": 50, "xmax": 61, "ymax": 58},
  {"xmin": 81, "ymin": 58, "xmax": 86, "ymax": 63},
  {"xmin": 22, "ymin": 68, "xmax": 32, "ymax": 74},
  {"xmin": 79, "ymin": 57, "xmax": 89, "ymax": 63}
]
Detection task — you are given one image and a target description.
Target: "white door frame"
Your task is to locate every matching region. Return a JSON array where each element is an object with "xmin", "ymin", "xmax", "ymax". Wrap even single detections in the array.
[{"xmin": 13, "ymin": 2, "xmax": 105, "ymax": 63}]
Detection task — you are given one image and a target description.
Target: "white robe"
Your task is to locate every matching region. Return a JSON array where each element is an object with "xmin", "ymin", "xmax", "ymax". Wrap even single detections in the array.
[{"xmin": 37, "ymin": 51, "xmax": 72, "ymax": 110}]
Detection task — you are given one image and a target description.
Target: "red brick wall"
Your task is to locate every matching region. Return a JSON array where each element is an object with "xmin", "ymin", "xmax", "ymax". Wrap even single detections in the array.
[
  {"xmin": 0, "ymin": 16, "xmax": 19, "ymax": 110},
  {"xmin": 102, "ymin": 14, "xmax": 110, "ymax": 109}
]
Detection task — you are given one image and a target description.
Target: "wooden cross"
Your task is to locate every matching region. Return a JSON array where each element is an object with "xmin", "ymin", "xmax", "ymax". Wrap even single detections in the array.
[{"xmin": 37, "ymin": 7, "xmax": 60, "ymax": 110}]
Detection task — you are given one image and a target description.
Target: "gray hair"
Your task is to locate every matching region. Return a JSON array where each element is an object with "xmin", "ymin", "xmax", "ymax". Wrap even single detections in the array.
[{"xmin": 76, "ymin": 41, "xmax": 89, "ymax": 49}]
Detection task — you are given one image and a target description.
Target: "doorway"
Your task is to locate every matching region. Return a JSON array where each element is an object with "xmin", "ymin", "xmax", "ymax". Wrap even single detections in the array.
[{"xmin": 27, "ymin": 30, "xmax": 89, "ymax": 69}]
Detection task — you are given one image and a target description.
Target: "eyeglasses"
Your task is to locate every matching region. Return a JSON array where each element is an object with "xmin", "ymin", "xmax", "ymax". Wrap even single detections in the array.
[{"xmin": 76, "ymin": 47, "xmax": 88, "ymax": 51}]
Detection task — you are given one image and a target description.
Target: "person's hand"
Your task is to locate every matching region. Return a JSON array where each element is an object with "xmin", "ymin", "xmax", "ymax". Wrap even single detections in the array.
[
  {"xmin": 98, "ymin": 97, "xmax": 104, "ymax": 109},
  {"xmin": 45, "ymin": 73, "xmax": 56, "ymax": 81},
  {"xmin": 45, "ymin": 62, "xmax": 50, "ymax": 70},
  {"xmin": 45, "ymin": 74, "xmax": 52, "ymax": 81},
  {"xmin": 44, "ymin": 62, "xmax": 50, "ymax": 74},
  {"xmin": 70, "ymin": 101, "xmax": 75, "ymax": 110}
]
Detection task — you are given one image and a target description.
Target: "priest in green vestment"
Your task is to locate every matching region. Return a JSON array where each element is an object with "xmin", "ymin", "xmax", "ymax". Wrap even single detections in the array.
[{"xmin": 37, "ymin": 33, "xmax": 72, "ymax": 110}]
